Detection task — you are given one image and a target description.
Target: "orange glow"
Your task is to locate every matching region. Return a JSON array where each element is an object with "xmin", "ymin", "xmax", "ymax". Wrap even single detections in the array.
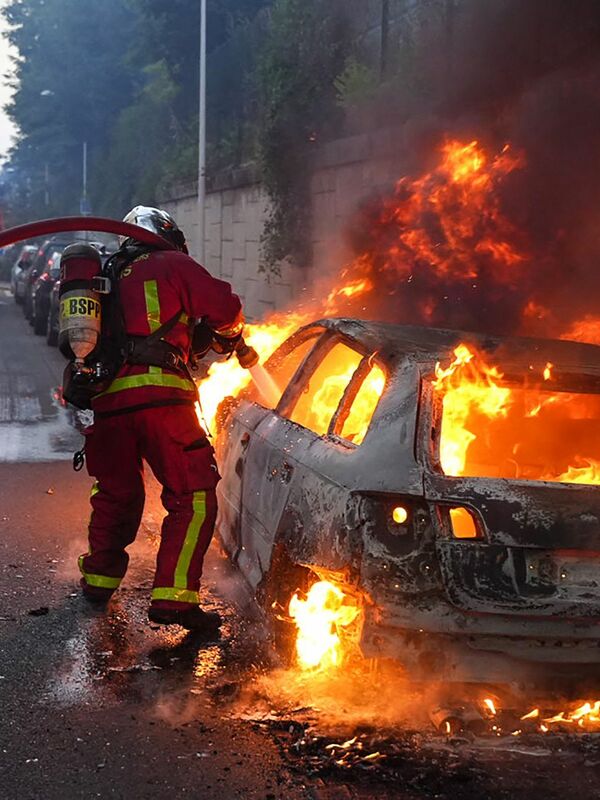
[
  {"xmin": 288, "ymin": 581, "xmax": 362, "ymax": 670},
  {"xmin": 433, "ymin": 344, "xmax": 600, "ymax": 486},
  {"xmin": 340, "ymin": 363, "xmax": 386, "ymax": 444},
  {"xmin": 449, "ymin": 507, "xmax": 479, "ymax": 539},
  {"xmin": 561, "ymin": 315, "xmax": 600, "ymax": 345}
]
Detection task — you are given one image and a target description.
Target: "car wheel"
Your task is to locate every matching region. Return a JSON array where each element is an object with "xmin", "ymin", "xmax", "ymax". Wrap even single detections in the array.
[
  {"xmin": 46, "ymin": 311, "xmax": 58, "ymax": 346},
  {"xmin": 256, "ymin": 543, "xmax": 314, "ymax": 665}
]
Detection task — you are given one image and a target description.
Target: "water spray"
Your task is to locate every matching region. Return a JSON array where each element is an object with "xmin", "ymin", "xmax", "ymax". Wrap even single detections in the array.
[{"xmin": 235, "ymin": 337, "xmax": 281, "ymax": 408}]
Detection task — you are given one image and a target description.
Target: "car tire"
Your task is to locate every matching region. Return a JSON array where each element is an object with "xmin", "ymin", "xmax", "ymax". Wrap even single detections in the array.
[
  {"xmin": 46, "ymin": 311, "xmax": 58, "ymax": 347},
  {"xmin": 256, "ymin": 542, "xmax": 314, "ymax": 665}
]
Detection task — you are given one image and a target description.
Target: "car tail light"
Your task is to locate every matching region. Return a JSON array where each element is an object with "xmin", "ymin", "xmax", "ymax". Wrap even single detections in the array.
[
  {"xmin": 391, "ymin": 505, "xmax": 409, "ymax": 524},
  {"xmin": 448, "ymin": 506, "xmax": 481, "ymax": 539}
]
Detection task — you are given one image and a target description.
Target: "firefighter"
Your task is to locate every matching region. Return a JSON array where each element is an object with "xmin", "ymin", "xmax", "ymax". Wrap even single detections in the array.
[{"xmin": 78, "ymin": 206, "xmax": 243, "ymax": 632}]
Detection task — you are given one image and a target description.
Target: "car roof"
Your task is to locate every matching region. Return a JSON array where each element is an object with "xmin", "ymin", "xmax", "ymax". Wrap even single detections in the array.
[{"xmin": 307, "ymin": 318, "xmax": 600, "ymax": 375}]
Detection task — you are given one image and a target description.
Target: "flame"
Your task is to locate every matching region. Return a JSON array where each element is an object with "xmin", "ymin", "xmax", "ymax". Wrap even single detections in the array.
[
  {"xmin": 433, "ymin": 343, "xmax": 600, "ymax": 486},
  {"xmin": 198, "ymin": 312, "xmax": 308, "ymax": 430},
  {"xmin": 483, "ymin": 698, "xmax": 497, "ymax": 716},
  {"xmin": 288, "ymin": 581, "xmax": 361, "ymax": 671},
  {"xmin": 541, "ymin": 701, "xmax": 600, "ymax": 728},
  {"xmin": 196, "ymin": 138, "xmax": 530, "ymax": 433},
  {"xmin": 520, "ymin": 708, "xmax": 540, "ymax": 720},
  {"xmin": 433, "ymin": 344, "xmax": 511, "ymax": 476},
  {"xmin": 561, "ymin": 315, "xmax": 600, "ymax": 345}
]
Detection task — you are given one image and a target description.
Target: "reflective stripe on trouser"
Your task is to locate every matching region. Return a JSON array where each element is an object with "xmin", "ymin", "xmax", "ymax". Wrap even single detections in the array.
[
  {"xmin": 151, "ymin": 489, "xmax": 217, "ymax": 610},
  {"xmin": 82, "ymin": 405, "xmax": 219, "ymax": 608}
]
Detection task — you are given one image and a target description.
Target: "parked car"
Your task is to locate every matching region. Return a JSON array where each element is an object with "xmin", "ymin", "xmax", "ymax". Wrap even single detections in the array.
[
  {"xmin": 45, "ymin": 240, "xmax": 113, "ymax": 346},
  {"xmin": 214, "ymin": 318, "xmax": 600, "ymax": 688},
  {"xmin": 31, "ymin": 248, "xmax": 64, "ymax": 335},
  {"xmin": 11, "ymin": 245, "xmax": 38, "ymax": 304},
  {"xmin": 1, "ymin": 243, "xmax": 20, "ymax": 283},
  {"xmin": 22, "ymin": 239, "xmax": 62, "ymax": 322}
]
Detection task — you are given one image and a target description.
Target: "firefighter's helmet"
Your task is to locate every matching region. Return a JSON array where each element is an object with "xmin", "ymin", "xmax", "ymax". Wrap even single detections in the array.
[{"xmin": 121, "ymin": 205, "xmax": 187, "ymax": 252}]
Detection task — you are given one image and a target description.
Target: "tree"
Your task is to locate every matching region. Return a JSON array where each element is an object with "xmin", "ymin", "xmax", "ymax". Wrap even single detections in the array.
[{"xmin": 3, "ymin": 0, "xmax": 137, "ymax": 219}]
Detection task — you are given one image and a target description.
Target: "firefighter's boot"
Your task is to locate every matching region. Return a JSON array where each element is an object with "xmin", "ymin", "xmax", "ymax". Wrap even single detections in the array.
[{"xmin": 148, "ymin": 605, "xmax": 221, "ymax": 633}]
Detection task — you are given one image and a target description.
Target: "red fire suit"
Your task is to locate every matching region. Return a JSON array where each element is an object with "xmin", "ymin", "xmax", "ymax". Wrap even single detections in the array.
[{"xmin": 78, "ymin": 249, "xmax": 242, "ymax": 609}]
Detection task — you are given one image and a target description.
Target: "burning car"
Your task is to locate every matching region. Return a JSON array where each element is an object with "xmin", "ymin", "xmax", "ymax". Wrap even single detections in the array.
[{"xmin": 213, "ymin": 317, "xmax": 600, "ymax": 688}]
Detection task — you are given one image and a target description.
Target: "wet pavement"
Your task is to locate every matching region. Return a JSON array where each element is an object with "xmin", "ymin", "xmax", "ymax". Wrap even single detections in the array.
[{"xmin": 1, "ymin": 284, "xmax": 599, "ymax": 800}]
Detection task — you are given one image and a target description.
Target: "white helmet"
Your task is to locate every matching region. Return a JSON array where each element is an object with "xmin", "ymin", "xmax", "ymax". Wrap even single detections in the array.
[{"xmin": 121, "ymin": 205, "xmax": 187, "ymax": 251}]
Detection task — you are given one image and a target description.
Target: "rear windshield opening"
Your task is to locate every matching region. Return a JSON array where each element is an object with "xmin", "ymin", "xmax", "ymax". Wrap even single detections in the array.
[{"xmin": 431, "ymin": 346, "xmax": 600, "ymax": 486}]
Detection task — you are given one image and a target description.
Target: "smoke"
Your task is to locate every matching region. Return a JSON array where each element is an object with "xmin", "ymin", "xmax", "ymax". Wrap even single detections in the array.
[{"xmin": 333, "ymin": 0, "xmax": 600, "ymax": 339}]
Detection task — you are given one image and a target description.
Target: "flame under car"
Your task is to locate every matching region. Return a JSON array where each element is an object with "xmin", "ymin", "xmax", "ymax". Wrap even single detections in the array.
[{"xmin": 214, "ymin": 319, "xmax": 600, "ymax": 686}]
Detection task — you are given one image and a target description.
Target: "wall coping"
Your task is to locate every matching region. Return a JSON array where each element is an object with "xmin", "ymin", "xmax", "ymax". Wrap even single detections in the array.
[{"xmin": 159, "ymin": 125, "xmax": 406, "ymax": 203}]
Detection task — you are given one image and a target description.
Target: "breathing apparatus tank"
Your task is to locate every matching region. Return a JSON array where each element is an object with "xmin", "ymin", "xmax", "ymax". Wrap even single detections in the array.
[{"xmin": 58, "ymin": 243, "xmax": 107, "ymax": 368}]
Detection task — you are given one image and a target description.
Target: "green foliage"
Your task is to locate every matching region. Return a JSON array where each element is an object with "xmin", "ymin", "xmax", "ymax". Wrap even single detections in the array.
[
  {"xmin": 3, "ymin": 0, "xmax": 137, "ymax": 219},
  {"xmin": 334, "ymin": 57, "xmax": 379, "ymax": 109},
  {"xmin": 2, "ymin": 0, "xmax": 270, "ymax": 222},
  {"xmin": 256, "ymin": 0, "xmax": 348, "ymax": 273}
]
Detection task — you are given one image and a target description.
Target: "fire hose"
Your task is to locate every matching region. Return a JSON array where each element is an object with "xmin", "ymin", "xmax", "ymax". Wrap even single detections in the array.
[{"xmin": 0, "ymin": 215, "xmax": 258, "ymax": 369}]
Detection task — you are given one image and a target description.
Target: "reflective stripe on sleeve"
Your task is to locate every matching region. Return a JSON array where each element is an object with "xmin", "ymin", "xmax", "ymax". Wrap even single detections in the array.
[
  {"xmin": 78, "ymin": 555, "xmax": 122, "ymax": 589},
  {"xmin": 151, "ymin": 587, "xmax": 199, "ymax": 604},
  {"xmin": 90, "ymin": 481, "xmax": 100, "ymax": 498},
  {"xmin": 144, "ymin": 279, "xmax": 161, "ymax": 333},
  {"xmin": 174, "ymin": 491, "xmax": 206, "ymax": 589}
]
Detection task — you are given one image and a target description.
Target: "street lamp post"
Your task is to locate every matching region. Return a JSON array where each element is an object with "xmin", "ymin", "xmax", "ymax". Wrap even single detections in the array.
[{"xmin": 197, "ymin": 0, "xmax": 206, "ymax": 262}]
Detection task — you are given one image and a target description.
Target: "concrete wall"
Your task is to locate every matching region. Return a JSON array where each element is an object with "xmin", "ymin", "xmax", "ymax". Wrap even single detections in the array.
[
  {"xmin": 159, "ymin": 127, "xmax": 408, "ymax": 320},
  {"xmin": 160, "ymin": 176, "xmax": 300, "ymax": 321}
]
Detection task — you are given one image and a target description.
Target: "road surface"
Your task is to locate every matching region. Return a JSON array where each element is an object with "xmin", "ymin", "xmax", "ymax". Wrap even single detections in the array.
[{"xmin": 1, "ymin": 283, "xmax": 598, "ymax": 800}]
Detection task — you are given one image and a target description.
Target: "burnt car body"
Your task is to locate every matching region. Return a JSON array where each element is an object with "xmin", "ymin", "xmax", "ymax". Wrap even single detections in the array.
[{"xmin": 215, "ymin": 318, "xmax": 600, "ymax": 687}]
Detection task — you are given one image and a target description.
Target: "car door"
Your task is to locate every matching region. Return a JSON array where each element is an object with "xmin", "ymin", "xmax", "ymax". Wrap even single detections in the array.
[
  {"xmin": 215, "ymin": 329, "xmax": 323, "ymax": 578},
  {"xmin": 239, "ymin": 334, "xmax": 384, "ymax": 588}
]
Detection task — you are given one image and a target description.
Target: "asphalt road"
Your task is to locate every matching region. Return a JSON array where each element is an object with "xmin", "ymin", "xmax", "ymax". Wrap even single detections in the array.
[
  {"xmin": 0, "ymin": 286, "xmax": 312, "ymax": 800},
  {"xmin": 1, "ymin": 284, "xmax": 599, "ymax": 800}
]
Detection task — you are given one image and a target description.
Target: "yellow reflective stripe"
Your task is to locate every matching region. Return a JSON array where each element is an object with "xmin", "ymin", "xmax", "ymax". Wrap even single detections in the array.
[
  {"xmin": 174, "ymin": 491, "xmax": 206, "ymax": 589},
  {"xmin": 152, "ymin": 587, "xmax": 199, "ymax": 604},
  {"xmin": 99, "ymin": 370, "xmax": 195, "ymax": 395},
  {"xmin": 144, "ymin": 279, "xmax": 161, "ymax": 333},
  {"xmin": 148, "ymin": 365, "xmax": 162, "ymax": 375},
  {"xmin": 90, "ymin": 481, "xmax": 100, "ymax": 498},
  {"xmin": 78, "ymin": 555, "xmax": 121, "ymax": 589}
]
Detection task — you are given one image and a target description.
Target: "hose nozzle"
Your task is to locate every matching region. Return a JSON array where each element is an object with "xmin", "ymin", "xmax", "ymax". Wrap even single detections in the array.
[{"xmin": 235, "ymin": 337, "xmax": 259, "ymax": 369}]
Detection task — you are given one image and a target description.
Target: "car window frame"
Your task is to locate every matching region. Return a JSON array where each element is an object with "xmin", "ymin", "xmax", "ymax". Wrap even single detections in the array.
[
  {"xmin": 328, "ymin": 353, "xmax": 385, "ymax": 446},
  {"xmin": 277, "ymin": 332, "xmax": 382, "ymax": 443}
]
